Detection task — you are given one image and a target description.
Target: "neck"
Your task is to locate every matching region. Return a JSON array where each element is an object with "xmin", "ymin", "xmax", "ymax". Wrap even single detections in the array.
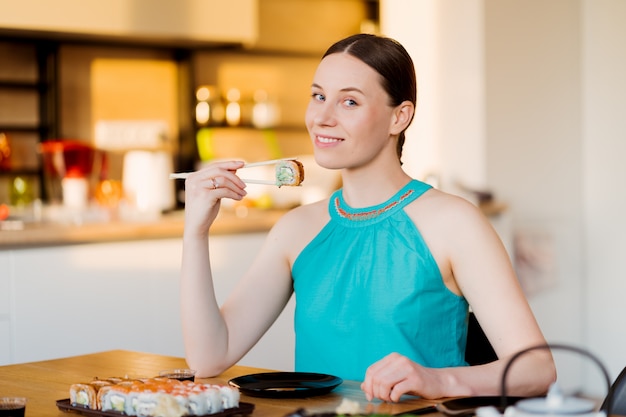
[{"xmin": 339, "ymin": 163, "xmax": 412, "ymax": 208}]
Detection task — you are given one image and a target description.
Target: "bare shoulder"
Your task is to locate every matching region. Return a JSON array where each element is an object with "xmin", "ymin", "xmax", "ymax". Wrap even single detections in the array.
[
  {"xmin": 268, "ymin": 198, "xmax": 331, "ymax": 263},
  {"xmin": 406, "ymin": 187, "xmax": 486, "ymax": 228},
  {"xmin": 404, "ymin": 187, "xmax": 500, "ymax": 277},
  {"xmin": 274, "ymin": 198, "xmax": 330, "ymax": 228}
]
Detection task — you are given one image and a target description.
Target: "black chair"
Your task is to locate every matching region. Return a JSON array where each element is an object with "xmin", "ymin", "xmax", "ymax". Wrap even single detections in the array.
[
  {"xmin": 601, "ymin": 365, "xmax": 626, "ymax": 415},
  {"xmin": 465, "ymin": 312, "xmax": 498, "ymax": 366}
]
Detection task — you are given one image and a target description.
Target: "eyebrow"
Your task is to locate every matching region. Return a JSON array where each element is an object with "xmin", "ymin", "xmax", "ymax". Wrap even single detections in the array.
[{"xmin": 311, "ymin": 83, "xmax": 365, "ymax": 95}]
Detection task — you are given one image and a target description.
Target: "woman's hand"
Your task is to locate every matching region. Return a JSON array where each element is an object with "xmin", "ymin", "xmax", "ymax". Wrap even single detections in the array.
[
  {"xmin": 182, "ymin": 160, "xmax": 248, "ymax": 236},
  {"xmin": 361, "ymin": 353, "xmax": 445, "ymax": 402},
  {"xmin": 362, "ymin": 350, "xmax": 554, "ymax": 402}
]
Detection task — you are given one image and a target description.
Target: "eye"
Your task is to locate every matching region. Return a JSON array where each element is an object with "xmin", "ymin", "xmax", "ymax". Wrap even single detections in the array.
[
  {"xmin": 311, "ymin": 92, "xmax": 325, "ymax": 102},
  {"xmin": 343, "ymin": 98, "xmax": 357, "ymax": 107}
]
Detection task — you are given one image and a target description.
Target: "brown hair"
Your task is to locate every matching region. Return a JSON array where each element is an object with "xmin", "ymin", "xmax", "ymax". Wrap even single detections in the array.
[{"xmin": 322, "ymin": 33, "xmax": 417, "ymax": 163}]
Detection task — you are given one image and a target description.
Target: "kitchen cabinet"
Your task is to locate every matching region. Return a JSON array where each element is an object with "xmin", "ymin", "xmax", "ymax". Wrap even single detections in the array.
[
  {"xmin": 0, "ymin": 40, "xmax": 58, "ymax": 203},
  {"xmin": 0, "ymin": 0, "xmax": 257, "ymax": 205},
  {"xmin": 0, "ymin": 0, "xmax": 258, "ymax": 47},
  {"xmin": 0, "ymin": 233, "xmax": 295, "ymax": 371},
  {"xmin": 254, "ymin": 0, "xmax": 372, "ymax": 54},
  {"xmin": 1, "ymin": 42, "xmax": 318, "ymax": 205},
  {"xmin": 0, "ymin": 0, "xmax": 371, "ymax": 204}
]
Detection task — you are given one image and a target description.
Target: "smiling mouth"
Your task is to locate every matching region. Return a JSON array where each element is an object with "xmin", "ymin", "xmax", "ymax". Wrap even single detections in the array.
[{"xmin": 316, "ymin": 135, "xmax": 343, "ymax": 144}]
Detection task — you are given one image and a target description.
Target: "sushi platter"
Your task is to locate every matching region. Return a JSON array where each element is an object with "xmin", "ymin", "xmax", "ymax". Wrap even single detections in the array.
[
  {"xmin": 56, "ymin": 399, "xmax": 255, "ymax": 417},
  {"xmin": 60, "ymin": 376, "xmax": 253, "ymax": 417}
]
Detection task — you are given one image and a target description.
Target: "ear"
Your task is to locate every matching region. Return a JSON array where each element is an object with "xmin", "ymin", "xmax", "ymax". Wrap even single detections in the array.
[{"xmin": 389, "ymin": 101, "xmax": 414, "ymax": 135}]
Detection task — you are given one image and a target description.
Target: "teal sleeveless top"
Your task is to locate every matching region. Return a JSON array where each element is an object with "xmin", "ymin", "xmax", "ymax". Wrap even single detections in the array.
[{"xmin": 292, "ymin": 179, "xmax": 469, "ymax": 381}]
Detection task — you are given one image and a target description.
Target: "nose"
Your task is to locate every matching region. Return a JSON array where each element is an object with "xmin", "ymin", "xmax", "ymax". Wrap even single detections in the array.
[{"xmin": 308, "ymin": 101, "xmax": 336, "ymax": 127}]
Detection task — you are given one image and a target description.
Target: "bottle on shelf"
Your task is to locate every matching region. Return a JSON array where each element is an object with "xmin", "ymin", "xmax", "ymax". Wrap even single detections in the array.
[
  {"xmin": 224, "ymin": 88, "xmax": 242, "ymax": 127},
  {"xmin": 0, "ymin": 133, "xmax": 11, "ymax": 171},
  {"xmin": 195, "ymin": 85, "xmax": 225, "ymax": 127}
]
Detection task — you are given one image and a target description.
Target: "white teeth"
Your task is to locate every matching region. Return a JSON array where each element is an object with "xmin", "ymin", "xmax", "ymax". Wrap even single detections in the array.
[{"xmin": 317, "ymin": 136, "xmax": 341, "ymax": 143}]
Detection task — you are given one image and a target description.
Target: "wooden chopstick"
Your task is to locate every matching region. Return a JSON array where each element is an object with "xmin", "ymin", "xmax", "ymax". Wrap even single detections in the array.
[
  {"xmin": 168, "ymin": 173, "xmax": 276, "ymax": 185},
  {"xmin": 242, "ymin": 157, "xmax": 297, "ymax": 168},
  {"xmin": 239, "ymin": 179, "xmax": 277, "ymax": 185},
  {"xmin": 169, "ymin": 173, "xmax": 191, "ymax": 180},
  {"xmin": 169, "ymin": 157, "xmax": 298, "ymax": 181}
]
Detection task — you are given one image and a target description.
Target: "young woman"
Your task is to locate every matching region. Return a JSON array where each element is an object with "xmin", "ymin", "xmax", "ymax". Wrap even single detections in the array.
[{"xmin": 179, "ymin": 33, "xmax": 556, "ymax": 402}]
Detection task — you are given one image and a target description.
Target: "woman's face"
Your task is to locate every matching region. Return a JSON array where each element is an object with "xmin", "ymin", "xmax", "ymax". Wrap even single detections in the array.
[{"xmin": 305, "ymin": 52, "xmax": 398, "ymax": 170}]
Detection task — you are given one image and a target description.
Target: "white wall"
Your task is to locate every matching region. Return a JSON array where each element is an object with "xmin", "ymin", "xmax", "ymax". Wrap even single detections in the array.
[
  {"xmin": 484, "ymin": 0, "xmax": 587, "ymax": 390},
  {"xmin": 381, "ymin": 0, "xmax": 486, "ymax": 191},
  {"xmin": 382, "ymin": 0, "xmax": 626, "ymax": 394},
  {"xmin": 583, "ymin": 0, "xmax": 626, "ymax": 390}
]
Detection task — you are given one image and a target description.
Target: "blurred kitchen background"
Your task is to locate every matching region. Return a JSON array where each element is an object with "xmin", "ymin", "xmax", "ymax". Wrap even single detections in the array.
[{"xmin": 1, "ymin": 0, "xmax": 625, "ymax": 396}]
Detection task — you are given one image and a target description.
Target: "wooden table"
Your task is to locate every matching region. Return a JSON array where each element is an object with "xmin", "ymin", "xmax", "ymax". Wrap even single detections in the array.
[{"xmin": 0, "ymin": 350, "xmax": 440, "ymax": 416}]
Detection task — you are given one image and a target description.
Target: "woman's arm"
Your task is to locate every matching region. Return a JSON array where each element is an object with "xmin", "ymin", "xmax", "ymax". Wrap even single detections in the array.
[
  {"xmin": 361, "ymin": 191, "xmax": 556, "ymax": 401},
  {"xmin": 445, "ymin": 194, "xmax": 555, "ymax": 396},
  {"xmin": 180, "ymin": 161, "xmax": 294, "ymax": 376}
]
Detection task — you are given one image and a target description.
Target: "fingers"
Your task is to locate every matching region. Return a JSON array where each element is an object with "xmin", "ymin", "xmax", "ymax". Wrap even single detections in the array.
[
  {"xmin": 362, "ymin": 354, "xmax": 400, "ymax": 402},
  {"xmin": 196, "ymin": 174, "xmax": 247, "ymax": 199},
  {"xmin": 362, "ymin": 371, "xmax": 403, "ymax": 402},
  {"xmin": 185, "ymin": 160, "xmax": 247, "ymax": 199},
  {"xmin": 180, "ymin": 161, "xmax": 249, "ymax": 235},
  {"xmin": 361, "ymin": 353, "xmax": 419, "ymax": 403}
]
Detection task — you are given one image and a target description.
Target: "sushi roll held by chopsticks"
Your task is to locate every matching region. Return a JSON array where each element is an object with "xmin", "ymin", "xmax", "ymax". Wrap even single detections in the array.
[
  {"xmin": 274, "ymin": 159, "xmax": 305, "ymax": 187},
  {"xmin": 169, "ymin": 158, "xmax": 305, "ymax": 187}
]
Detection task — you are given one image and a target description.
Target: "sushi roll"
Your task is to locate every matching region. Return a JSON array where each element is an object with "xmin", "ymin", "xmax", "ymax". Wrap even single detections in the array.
[
  {"xmin": 169, "ymin": 386, "xmax": 194, "ymax": 415},
  {"xmin": 275, "ymin": 160, "xmax": 304, "ymax": 187},
  {"xmin": 89, "ymin": 379, "xmax": 113, "ymax": 392},
  {"xmin": 184, "ymin": 387, "xmax": 210, "ymax": 415},
  {"xmin": 150, "ymin": 393, "xmax": 188, "ymax": 417},
  {"xmin": 70, "ymin": 380, "xmax": 113, "ymax": 409},
  {"xmin": 133, "ymin": 392, "xmax": 160, "ymax": 416},
  {"xmin": 134, "ymin": 391, "xmax": 188, "ymax": 417},
  {"xmin": 98, "ymin": 384, "xmax": 131, "ymax": 413},
  {"xmin": 125, "ymin": 380, "xmax": 155, "ymax": 416},
  {"xmin": 212, "ymin": 384, "xmax": 240, "ymax": 409},
  {"xmin": 200, "ymin": 385, "xmax": 224, "ymax": 414},
  {"xmin": 69, "ymin": 383, "xmax": 99, "ymax": 409},
  {"xmin": 132, "ymin": 379, "xmax": 189, "ymax": 417}
]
